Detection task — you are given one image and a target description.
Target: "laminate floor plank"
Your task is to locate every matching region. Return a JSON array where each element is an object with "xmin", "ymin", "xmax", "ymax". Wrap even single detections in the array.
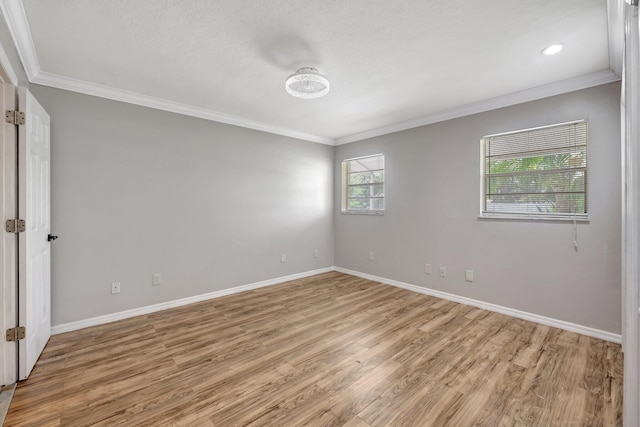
[
  {"xmin": 4, "ymin": 272, "xmax": 622, "ymax": 426},
  {"xmin": 340, "ymin": 417, "xmax": 372, "ymax": 427}
]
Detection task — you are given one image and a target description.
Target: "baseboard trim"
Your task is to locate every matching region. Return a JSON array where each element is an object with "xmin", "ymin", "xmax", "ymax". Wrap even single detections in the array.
[
  {"xmin": 51, "ymin": 267, "xmax": 334, "ymax": 335},
  {"xmin": 52, "ymin": 266, "xmax": 622, "ymax": 344},
  {"xmin": 334, "ymin": 267, "xmax": 622, "ymax": 344},
  {"xmin": 0, "ymin": 383, "xmax": 15, "ymax": 426}
]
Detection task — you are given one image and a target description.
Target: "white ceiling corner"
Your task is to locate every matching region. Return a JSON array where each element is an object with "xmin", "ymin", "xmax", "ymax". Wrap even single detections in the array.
[
  {"xmin": 0, "ymin": 0, "xmax": 335, "ymax": 145},
  {"xmin": 32, "ymin": 70, "xmax": 336, "ymax": 145},
  {"xmin": 0, "ymin": 0, "xmax": 39, "ymax": 80},
  {"xmin": 336, "ymin": 69, "xmax": 619, "ymax": 145},
  {"xmin": 0, "ymin": 0, "xmax": 619, "ymax": 146}
]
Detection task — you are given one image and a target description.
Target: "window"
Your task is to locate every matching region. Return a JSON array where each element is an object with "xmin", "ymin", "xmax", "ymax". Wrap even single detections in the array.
[
  {"xmin": 341, "ymin": 154, "xmax": 384, "ymax": 214},
  {"xmin": 481, "ymin": 120, "xmax": 588, "ymax": 220}
]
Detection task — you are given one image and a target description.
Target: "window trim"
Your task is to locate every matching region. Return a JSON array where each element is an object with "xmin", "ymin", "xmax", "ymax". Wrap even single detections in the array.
[
  {"xmin": 479, "ymin": 120, "xmax": 589, "ymax": 222},
  {"xmin": 341, "ymin": 153, "xmax": 385, "ymax": 215}
]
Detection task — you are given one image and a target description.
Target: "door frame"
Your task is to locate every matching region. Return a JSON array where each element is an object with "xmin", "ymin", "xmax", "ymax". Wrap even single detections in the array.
[
  {"xmin": 622, "ymin": 2, "xmax": 640, "ymax": 425},
  {"xmin": 0, "ymin": 82, "xmax": 17, "ymax": 387},
  {"xmin": 0, "ymin": 42, "xmax": 18, "ymax": 386}
]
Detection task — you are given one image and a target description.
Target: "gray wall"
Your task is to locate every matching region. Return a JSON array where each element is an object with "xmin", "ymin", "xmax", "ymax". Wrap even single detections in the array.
[
  {"xmin": 30, "ymin": 85, "xmax": 335, "ymax": 326},
  {"xmin": 335, "ymin": 82, "xmax": 622, "ymax": 334},
  {"xmin": 33, "ymin": 82, "xmax": 623, "ymax": 332}
]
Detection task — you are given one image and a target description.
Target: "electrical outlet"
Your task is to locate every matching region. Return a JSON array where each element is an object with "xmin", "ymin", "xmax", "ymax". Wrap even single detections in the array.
[
  {"xmin": 281, "ymin": 254, "xmax": 287, "ymax": 263},
  {"xmin": 424, "ymin": 263, "xmax": 431, "ymax": 274},
  {"xmin": 152, "ymin": 273, "xmax": 162, "ymax": 286},
  {"xmin": 111, "ymin": 282, "xmax": 121, "ymax": 294},
  {"xmin": 465, "ymin": 270, "xmax": 474, "ymax": 282},
  {"xmin": 439, "ymin": 267, "xmax": 446, "ymax": 277},
  {"xmin": 313, "ymin": 249, "xmax": 319, "ymax": 258},
  {"xmin": 369, "ymin": 251, "xmax": 375, "ymax": 261}
]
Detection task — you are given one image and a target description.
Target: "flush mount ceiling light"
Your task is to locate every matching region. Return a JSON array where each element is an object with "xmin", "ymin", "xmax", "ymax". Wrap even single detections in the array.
[
  {"xmin": 541, "ymin": 44, "xmax": 563, "ymax": 55},
  {"xmin": 285, "ymin": 67, "xmax": 330, "ymax": 99}
]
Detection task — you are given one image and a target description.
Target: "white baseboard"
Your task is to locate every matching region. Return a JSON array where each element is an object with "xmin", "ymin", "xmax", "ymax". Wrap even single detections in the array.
[
  {"xmin": 334, "ymin": 267, "xmax": 622, "ymax": 344},
  {"xmin": 52, "ymin": 266, "xmax": 622, "ymax": 344},
  {"xmin": 51, "ymin": 267, "xmax": 334, "ymax": 335}
]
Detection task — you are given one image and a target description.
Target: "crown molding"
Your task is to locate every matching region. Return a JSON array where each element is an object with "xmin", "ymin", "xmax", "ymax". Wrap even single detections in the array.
[
  {"xmin": 0, "ymin": 0, "xmax": 335, "ymax": 145},
  {"xmin": 32, "ymin": 71, "xmax": 335, "ymax": 145},
  {"xmin": 32, "ymin": 69, "xmax": 620, "ymax": 148},
  {"xmin": 0, "ymin": 0, "xmax": 621, "ymax": 147},
  {"xmin": 335, "ymin": 69, "xmax": 621, "ymax": 145},
  {"xmin": 0, "ymin": 0, "xmax": 38, "ymax": 81}
]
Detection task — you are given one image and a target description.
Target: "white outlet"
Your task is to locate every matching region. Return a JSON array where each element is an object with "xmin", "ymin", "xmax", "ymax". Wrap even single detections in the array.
[
  {"xmin": 439, "ymin": 267, "xmax": 446, "ymax": 277},
  {"xmin": 424, "ymin": 263, "xmax": 431, "ymax": 274},
  {"xmin": 313, "ymin": 249, "xmax": 319, "ymax": 258},
  {"xmin": 152, "ymin": 273, "xmax": 162, "ymax": 286},
  {"xmin": 465, "ymin": 270, "xmax": 474, "ymax": 282},
  {"xmin": 281, "ymin": 254, "xmax": 287, "ymax": 263},
  {"xmin": 111, "ymin": 282, "xmax": 121, "ymax": 294},
  {"xmin": 368, "ymin": 251, "xmax": 375, "ymax": 261}
]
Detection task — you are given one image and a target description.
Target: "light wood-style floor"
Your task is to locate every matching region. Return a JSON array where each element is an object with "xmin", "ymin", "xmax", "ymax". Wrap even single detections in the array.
[{"xmin": 5, "ymin": 272, "xmax": 623, "ymax": 426}]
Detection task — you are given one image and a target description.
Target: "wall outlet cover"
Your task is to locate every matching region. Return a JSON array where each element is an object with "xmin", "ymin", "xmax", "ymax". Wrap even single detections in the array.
[
  {"xmin": 425, "ymin": 263, "xmax": 431, "ymax": 274},
  {"xmin": 465, "ymin": 270, "xmax": 474, "ymax": 282}
]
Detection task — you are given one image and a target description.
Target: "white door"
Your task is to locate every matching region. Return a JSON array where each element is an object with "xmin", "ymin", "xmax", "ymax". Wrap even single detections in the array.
[{"xmin": 17, "ymin": 87, "xmax": 51, "ymax": 380}]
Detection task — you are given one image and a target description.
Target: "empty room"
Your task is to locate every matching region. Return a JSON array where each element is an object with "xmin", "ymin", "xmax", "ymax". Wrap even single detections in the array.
[{"xmin": 0, "ymin": 0, "xmax": 639, "ymax": 426}]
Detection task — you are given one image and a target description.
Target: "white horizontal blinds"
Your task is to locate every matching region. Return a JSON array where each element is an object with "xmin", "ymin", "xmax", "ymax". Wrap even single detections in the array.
[
  {"xmin": 345, "ymin": 154, "xmax": 384, "ymax": 212},
  {"xmin": 483, "ymin": 121, "xmax": 587, "ymax": 216}
]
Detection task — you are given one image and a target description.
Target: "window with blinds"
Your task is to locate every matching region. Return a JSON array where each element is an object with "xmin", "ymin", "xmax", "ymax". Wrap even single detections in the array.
[
  {"xmin": 341, "ymin": 154, "xmax": 384, "ymax": 214},
  {"xmin": 481, "ymin": 120, "xmax": 588, "ymax": 219}
]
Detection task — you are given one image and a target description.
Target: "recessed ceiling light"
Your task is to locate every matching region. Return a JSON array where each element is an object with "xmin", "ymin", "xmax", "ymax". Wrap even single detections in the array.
[{"xmin": 541, "ymin": 44, "xmax": 563, "ymax": 55}]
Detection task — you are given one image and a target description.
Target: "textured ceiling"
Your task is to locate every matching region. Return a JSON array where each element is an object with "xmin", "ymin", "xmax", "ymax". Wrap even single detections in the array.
[{"xmin": 7, "ymin": 0, "xmax": 615, "ymax": 144}]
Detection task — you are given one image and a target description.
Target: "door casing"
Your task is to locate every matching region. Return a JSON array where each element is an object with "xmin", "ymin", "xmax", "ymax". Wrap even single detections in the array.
[{"xmin": 0, "ymin": 71, "xmax": 17, "ymax": 386}]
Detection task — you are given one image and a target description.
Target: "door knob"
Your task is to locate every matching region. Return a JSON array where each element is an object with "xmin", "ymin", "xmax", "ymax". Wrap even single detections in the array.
[{"xmin": 47, "ymin": 234, "xmax": 58, "ymax": 242}]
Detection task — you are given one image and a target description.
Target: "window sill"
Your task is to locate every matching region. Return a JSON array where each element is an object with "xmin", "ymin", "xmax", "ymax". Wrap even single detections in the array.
[
  {"xmin": 478, "ymin": 213, "xmax": 589, "ymax": 223},
  {"xmin": 341, "ymin": 210, "xmax": 385, "ymax": 216}
]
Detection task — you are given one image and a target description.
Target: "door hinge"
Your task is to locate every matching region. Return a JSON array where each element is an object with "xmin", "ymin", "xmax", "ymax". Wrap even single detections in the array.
[
  {"xmin": 5, "ymin": 110, "xmax": 25, "ymax": 125},
  {"xmin": 5, "ymin": 219, "xmax": 25, "ymax": 233},
  {"xmin": 5, "ymin": 326, "xmax": 25, "ymax": 342}
]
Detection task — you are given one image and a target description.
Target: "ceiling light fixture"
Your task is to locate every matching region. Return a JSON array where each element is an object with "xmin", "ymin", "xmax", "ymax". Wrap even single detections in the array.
[
  {"xmin": 541, "ymin": 44, "xmax": 563, "ymax": 55},
  {"xmin": 285, "ymin": 67, "xmax": 330, "ymax": 99}
]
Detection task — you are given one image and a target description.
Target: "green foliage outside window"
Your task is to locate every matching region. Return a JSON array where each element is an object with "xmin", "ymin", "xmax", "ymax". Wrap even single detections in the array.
[
  {"xmin": 486, "ymin": 151, "xmax": 586, "ymax": 214},
  {"xmin": 483, "ymin": 121, "xmax": 588, "ymax": 217},
  {"xmin": 343, "ymin": 154, "xmax": 385, "ymax": 213}
]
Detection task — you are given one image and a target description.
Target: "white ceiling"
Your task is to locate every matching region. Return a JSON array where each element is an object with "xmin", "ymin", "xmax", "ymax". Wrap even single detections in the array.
[{"xmin": 1, "ymin": 0, "xmax": 618, "ymax": 145}]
